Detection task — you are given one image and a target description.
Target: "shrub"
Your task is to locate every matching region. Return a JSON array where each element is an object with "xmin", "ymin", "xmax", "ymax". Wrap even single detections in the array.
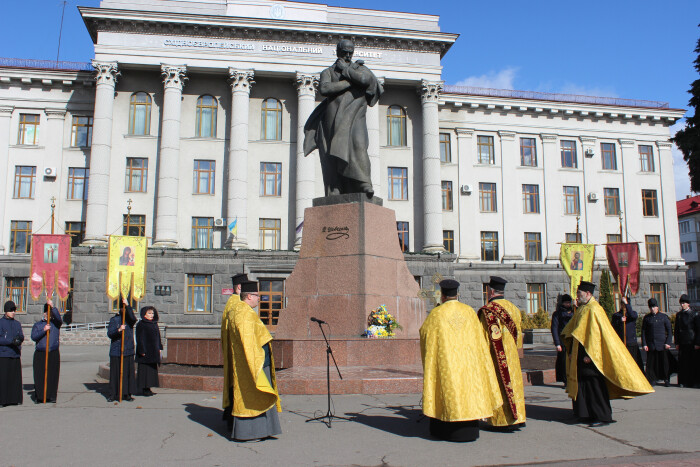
[{"xmin": 521, "ymin": 307, "xmax": 551, "ymax": 330}]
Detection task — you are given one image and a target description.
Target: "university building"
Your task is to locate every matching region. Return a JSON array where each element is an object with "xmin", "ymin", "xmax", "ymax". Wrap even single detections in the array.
[
  {"xmin": 678, "ymin": 195, "xmax": 700, "ymax": 308},
  {"xmin": 0, "ymin": 0, "xmax": 688, "ymax": 328}
]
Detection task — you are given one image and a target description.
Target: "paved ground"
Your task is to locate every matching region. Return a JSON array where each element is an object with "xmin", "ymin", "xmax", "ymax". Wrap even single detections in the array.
[{"xmin": 2, "ymin": 345, "xmax": 699, "ymax": 467}]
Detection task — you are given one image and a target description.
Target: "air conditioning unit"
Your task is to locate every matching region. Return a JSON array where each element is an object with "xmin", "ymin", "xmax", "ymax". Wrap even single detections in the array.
[
  {"xmin": 584, "ymin": 148, "xmax": 594, "ymax": 158},
  {"xmin": 587, "ymin": 192, "xmax": 598, "ymax": 202},
  {"xmin": 214, "ymin": 218, "xmax": 226, "ymax": 227},
  {"xmin": 460, "ymin": 184, "xmax": 473, "ymax": 195},
  {"xmin": 44, "ymin": 167, "xmax": 57, "ymax": 178}
]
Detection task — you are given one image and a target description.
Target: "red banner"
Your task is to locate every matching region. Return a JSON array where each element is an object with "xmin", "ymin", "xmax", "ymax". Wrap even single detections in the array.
[
  {"xmin": 605, "ymin": 243, "xmax": 640, "ymax": 295},
  {"xmin": 30, "ymin": 234, "xmax": 72, "ymax": 300}
]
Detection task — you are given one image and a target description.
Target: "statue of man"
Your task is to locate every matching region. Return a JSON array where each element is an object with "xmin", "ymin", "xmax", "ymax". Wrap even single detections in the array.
[{"xmin": 304, "ymin": 39, "xmax": 383, "ymax": 196}]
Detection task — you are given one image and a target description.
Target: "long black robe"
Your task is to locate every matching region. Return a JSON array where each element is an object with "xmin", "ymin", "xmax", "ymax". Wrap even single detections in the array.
[{"xmin": 572, "ymin": 344, "xmax": 613, "ymax": 423}]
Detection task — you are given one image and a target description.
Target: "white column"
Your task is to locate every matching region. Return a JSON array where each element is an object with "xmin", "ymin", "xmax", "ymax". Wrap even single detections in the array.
[
  {"xmin": 580, "ymin": 136, "xmax": 597, "ymax": 246},
  {"xmin": 367, "ymin": 77, "xmax": 383, "ymax": 195},
  {"xmin": 499, "ymin": 130, "xmax": 522, "ymax": 262},
  {"xmin": 227, "ymin": 69, "xmax": 254, "ymax": 249},
  {"xmin": 455, "ymin": 128, "xmax": 479, "ymax": 261},
  {"xmin": 540, "ymin": 133, "xmax": 559, "ymax": 262},
  {"xmin": 420, "ymin": 80, "xmax": 444, "ymax": 252},
  {"xmin": 294, "ymin": 73, "xmax": 319, "ymax": 250},
  {"xmin": 657, "ymin": 141, "xmax": 684, "ymax": 263},
  {"xmin": 0, "ymin": 106, "xmax": 13, "ymax": 252},
  {"xmin": 44, "ymin": 108, "xmax": 67, "ymax": 222},
  {"xmin": 84, "ymin": 61, "xmax": 119, "ymax": 245},
  {"xmin": 153, "ymin": 65, "xmax": 187, "ymax": 247}
]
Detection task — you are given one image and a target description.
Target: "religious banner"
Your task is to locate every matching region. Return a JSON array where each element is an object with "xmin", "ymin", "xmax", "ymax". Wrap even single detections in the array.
[
  {"xmin": 30, "ymin": 234, "xmax": 72, "ymax": 300},
  {"xmin": 560, "ymin": 243, "xmax": 596, "ymax": 297},
  {"xmin": 605, "ymin": 242, "xmax": 640, "ymax": 295},
  {"xmin": 106, "ymin": 235, "xmax": 148, "ymax": 301}
]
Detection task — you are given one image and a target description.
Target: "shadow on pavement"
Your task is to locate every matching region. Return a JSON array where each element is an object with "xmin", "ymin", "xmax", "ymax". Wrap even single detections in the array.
[
  {"xmin": 525, "ymin": 404, "xmax": 578, "ymax": 424},
  {"xmin": 183, "ymin": 403, "xmax": 230, "ymax": 439},
  {"xmin": 84, "ymin": 382, "xmax": 111, "ymax": 400},
  {"xmin": 346, "ymin": 405, "xmax": 433, "ymax": 440}
]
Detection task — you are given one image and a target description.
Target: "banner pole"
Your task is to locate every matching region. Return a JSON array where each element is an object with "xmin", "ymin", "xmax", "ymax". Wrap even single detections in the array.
[
  {"xmin": 119, "ymin": 273, "xmax": 124, "ymax": 403},
  {"xmin": 43, "ymin": 292, "xmax": 50, "ymax": 403},
  {"xmin": 618, "ymin": 274, "xmax": 626, "ymax": 345}
]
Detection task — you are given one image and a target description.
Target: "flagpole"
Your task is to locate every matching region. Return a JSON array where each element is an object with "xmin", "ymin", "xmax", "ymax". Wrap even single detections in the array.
[
  {"xmin": 618, "ymin": 274, "xmax": 626, "ymax": 345},
  {"xmin": 43, "ymin": 198, "xmax": 56, "ymax": 404},
  {"xmin": 119, "ymin": 273, "xmax": 124, "ymax": 403}
]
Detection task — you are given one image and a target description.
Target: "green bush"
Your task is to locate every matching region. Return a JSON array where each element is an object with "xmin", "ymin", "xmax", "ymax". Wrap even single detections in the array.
[
  {"xmin": 521, "ymin": 307, "xmax": 551, "ymax": 330},
  {"xmin": 599, "ymin": 270, "xmax": 615, "ymax": 320}
]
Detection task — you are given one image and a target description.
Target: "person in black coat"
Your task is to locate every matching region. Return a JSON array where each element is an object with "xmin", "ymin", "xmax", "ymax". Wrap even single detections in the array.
[
  {"xmin": 31, "ymin": 300, "xmax": 62, "ymax": 403},
  {"xmin": 0, "ymin": 301, "xmax": 24, "ymax": 406},
  {"xmin": 550, "ymin": 294, "xmax": 574, "ymax": 385},
  {"xmin": 107, "ymin": 297, "xmax": 137, "ymax": 402},
  {"xmin": 641, "ymin": 298, "xmax": 674, "ymax": 386},
  {"xmin": 674, "ymin": 294, "xmax": 697, "ymax": 388},
  {"xmin": 611, "ymin": 296, "xmax": 643, "ymax": 371},
  {"xmin": 135, "ymin": 306, "xmax": 163, "ymax": 396}
]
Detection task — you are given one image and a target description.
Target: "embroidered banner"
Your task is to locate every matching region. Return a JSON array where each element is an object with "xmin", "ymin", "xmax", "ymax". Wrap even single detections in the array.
[
  {"xmin": 606, "ymin": 243, "xmax": 640, "ymax": 295},
  {"xmin": 106, "ymin": 236, "xmax": 148, "ymax": 301},
  {"xmin": 30, "ymin": 234, "xmax": 72, "ymax": 300},
  {"xmin": 560, "ymin": 243, "xmax": 596, "ymax": 297}
]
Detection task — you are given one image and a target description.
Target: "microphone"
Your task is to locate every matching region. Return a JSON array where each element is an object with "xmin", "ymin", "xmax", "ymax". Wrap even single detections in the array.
[{"xmin": 310, "ymin": 317, "xmax": 326, "ymax": 324}]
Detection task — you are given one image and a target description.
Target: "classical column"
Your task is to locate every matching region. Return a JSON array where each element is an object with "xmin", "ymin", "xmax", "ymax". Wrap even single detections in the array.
[
  {"xmin": 540, "ymin": 133, "xmax": 559, "ymax": 262},
  {"xmin": 44, "ymin": 108, "xmax": 67, "ymax": 224},
  {"xmin": 367, "ymin": 77, "xmax": 384, "ymax": 195},
  {"xmin": 499, "ymin": 130, "xmax": 522, "ymax": 262},
  {"xmin": 0, "ymin": 106, "xmax": 13, "ymax": 252},
  {"xmin": 227, "ymin": 68, "xmax": 254, "ymax": 249},
  {"xmin": 579, "ymin": 136, "xmax": 597, "ymax": 248},
  {"xmin": 618, "ymin": 139, "xmax": 637, "ymax": 249},
  {"xmin": 153, "ymin": 65, "xmax": 187, "ymax": 247},
  {"xmin": 294, "ymin": 73, "xmax": 319, "ymax": 249},
  {"xmin": 83, "ymin": 61, "xmax": 119, "ymax": 245},
  {"xmin": 657, "ymin": 140, "xmax": 684, "ymax": 263},
  {"xmin": 455, "ymin": 128, "xmax": 479, "ymax": 261},
  {"xmin": 420, "ymin": 80, "xmax": 444, "ymax": 252}
]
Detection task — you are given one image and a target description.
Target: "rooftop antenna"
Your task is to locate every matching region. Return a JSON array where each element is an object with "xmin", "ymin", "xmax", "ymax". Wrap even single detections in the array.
[{"xmin": 56, "ymin": 1, "xmax": 68, "ymax": 62}]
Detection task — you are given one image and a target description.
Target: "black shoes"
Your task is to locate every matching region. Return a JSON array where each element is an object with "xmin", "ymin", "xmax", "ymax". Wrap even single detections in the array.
[
  {"xmin": 142, "ymin": 388, "xmax": 154, "ymax": 397},
  {"xmin": 589, "ymin": 420, "xmax": 616, "ymax": 427},
  {"xmin": 664, "ymin": 380, "xmax": 670, "ymax": 387}
]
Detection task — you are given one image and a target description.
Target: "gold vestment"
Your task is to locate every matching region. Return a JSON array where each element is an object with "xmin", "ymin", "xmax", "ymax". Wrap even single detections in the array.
[{"xmin": 221, "ymin": 294, "xmax": 240, "ymax": 412}]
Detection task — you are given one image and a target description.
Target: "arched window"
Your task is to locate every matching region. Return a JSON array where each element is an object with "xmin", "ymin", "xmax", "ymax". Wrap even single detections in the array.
[
  {"xmin": 195, "ymin": 95, "xmax": 218, "ymax": 138},
  {"xmin": 387, "ymin": 105, "xmax": 407, "ymax": 147},
  {"xmin": 261, "ymin": 98, "xmax": 282, "ymax": 140},
  {"xmin": 128, "ymin": 92, "xmax": 152, "ymax": 135}
]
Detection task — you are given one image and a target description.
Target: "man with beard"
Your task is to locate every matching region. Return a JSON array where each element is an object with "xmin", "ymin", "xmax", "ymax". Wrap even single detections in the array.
[{"xmin": 642, "ymin": 298, "xmax": 673, "ymax": 387}]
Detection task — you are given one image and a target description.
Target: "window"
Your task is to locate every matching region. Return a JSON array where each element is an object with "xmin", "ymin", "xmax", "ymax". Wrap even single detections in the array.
[
  {"xmin": 607, "ymin": 234, "xmax": 622, "ymax": 244},
  {"xmin": 524, "ymin": 233, "xmax": 542, "ymax": 261},
  {"xmin": 259, "ymin": 218, "xmax": 281, "ymax": 250},
  {"xmin": 111, "ymin": 295, "xmax": 139, "ymax": 313},
  {"xmin": 260, "ymin": 162, "xmax": 282, "ymax": 197},
  {"xmin": 387, "ymin": 105, "xmax": 407, "ymax": 146},
  {"xmin": 441, "ymin": 181, "xmax": 453, "ymax": 211},
  {"xmin": 128, "ymin": 92, "xmax": 151, "ymax": 135},
  {"xmin": 639, "ymin": 145, "xmax": 654, "ymax": 172},
  {"xmin": 125, "ymin": 158, "xmax": 148, "ymax": 192},
  {"xmin": 520, "ymin": 138, "xmax": 537, "ymax": 167},
  {"xmin": 645, "ymin": 235, "xmax": 661, "ymax": 263},
  {"xmin": 123, "ymin": 215, "xmax": 146, "ymax": 237},
  {"xmin": 71, "ymin": 116, "xmax": 93, "ymax": 147},
  {"xmin": 481, "ymin": 231, "xmax": 498, "ymax": 261},
  {"xmin": 65, "ymin": 222, "xmax": 85, "ymax": 247},
  {"xmin": 679, "ymin": 221, "xmax": 692, "ymax": 234},
  {"xmin": 565, "ymin": 232, "xmax": 582, "ymax": 243},
  {"xmin": 397, "ymin": 221, "xmax": 409, "ymax": 252},
  {"xmin": 477, "ymin": 136, "xmax": 495, "ymax": 164},
  {"xmin": 526, "ymin": 283, "xmax": 546, "ymax": 314},
  {"xmin": 193, "ymin": 160, "xmax": 215, "ymax": 195},
  {"xmin": 195, "ymin": 95, "xmax": 217, "ymax": 138},
  {"xmin": 604, "ymin": 188, "xmax": 620, "ymax": 216},
  {"xmin": 186, "ymin": 274, "xmax": 212, "ymax": 313},
  {"xmin": 649, "ymin": 283, "xmax": 667, "ymax": 314},
  {"xmin": 67, "ymin": 168, "xmax": 89, "ymax": 200},
  {"xmin": 261, "ymin": 98, "xmax": 282, "ymax": 140},
  {"xmin": 681, "ymin": 242, "xmax": 693, "ymax": 254},
  {"xmin": 443, "ymin": 230, "xmax": 454, "ymax": 253},
  {"xmin": 13, "ymin": 166, "xmax": 36, "ymax": 199},
  {"xmin": 560, "ymin": 140, "xmax": 577, "ymax": 168},
  {"xmin": 479, "ymin": 182, "xmax": 497, "ymax": 212},
  {"xmin": 18, "ymin": 114, "xmax": 39, "ymax": 145},
  {"xmin": 10, "ymin": 221, "xmax": 32, "ymax": 254},
  {"xmin": 5, "ymin": 278, "xmax": 28, "ymax": 313},
  {"xmin": 642, "ymin": 190, "xmax": 658, "ymax": 217},
  {"xmin": 259, "ymin": 279, "xmax": 284, "ymax": 326},
  {"xmin": 601, "ymin": 142, "xmax": 617, "ymax": 170},
  {"xmin": 522, "ymin": 184, "xmax": 540, "ymax": 214},
  {"xmin": 563, "ymin": 186, "xmax": 580, "ymax": 215},
  {"xmin": 482, "ymin": 284, "xmax": 489, "ymax": 306},
  {"xmin": 440, "ymin": 133, "xmax": 451, "ymax": 163},
  {"xmin": 388, "ymin": 167, "xmax": 408, "ymax": 200},
  {"xmin": 192, "ymin": 217, "xmax": 214, "ymax": 248}
]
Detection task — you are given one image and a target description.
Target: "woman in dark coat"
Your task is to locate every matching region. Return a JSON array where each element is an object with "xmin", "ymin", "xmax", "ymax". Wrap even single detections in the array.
[
  {"xmin": 550, "ymin": 294, "xmax": 574, "ymax": 385},
  {"xmin": 107, "ymin": 297, "xmax": 137, "ymax": 402},
  {"xmin": 0, "ymin": 301, "xmax": 24, "ymax": 406},
  {"xmin": 31, "ymin": 299, "xmax": 63, "ymax": 403},
  {"xmin": 135, "ymin": 306, "xmax": 162, "ymax": 396},
  {"xmin": 674, "ymin": 294, "xmax": 697, "ymax": 387},
  {"xmin": 611, "ymin": 296, "xmax": 644, "ymax": 371},
  {"xmin": 641, "ymin": 298, "xmax": 674, "ymax": 386}
]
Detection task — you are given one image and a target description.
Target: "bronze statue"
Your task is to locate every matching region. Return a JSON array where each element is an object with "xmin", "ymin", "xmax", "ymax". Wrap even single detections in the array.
[{"xmin": 304, "ymin": 39, "xmax": 383, "ymax": 196}]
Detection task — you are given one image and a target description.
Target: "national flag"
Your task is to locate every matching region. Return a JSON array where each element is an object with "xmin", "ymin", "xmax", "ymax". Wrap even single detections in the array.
[{"xmin": 229, "ymin": 218, "xmax": 238, "ymax": 237}]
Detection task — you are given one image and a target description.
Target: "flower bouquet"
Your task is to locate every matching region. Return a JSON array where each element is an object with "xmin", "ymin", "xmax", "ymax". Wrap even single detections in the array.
[{"xmin": 362, "ymin": 304, "xmax": 402, "ymax": 338}]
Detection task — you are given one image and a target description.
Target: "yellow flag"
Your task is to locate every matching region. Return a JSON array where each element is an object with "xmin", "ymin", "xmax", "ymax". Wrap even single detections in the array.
[
  {"xmin": 107, "ymin": 235, "xmax": 148, "ymax": 301},
  {"xmin": 560, "ymin": 243, "xmax": 595, "ymax": 297}
]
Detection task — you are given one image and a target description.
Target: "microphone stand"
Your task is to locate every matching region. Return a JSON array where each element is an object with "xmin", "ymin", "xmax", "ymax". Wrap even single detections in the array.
[{"xmin": 306, "ymin": 320, "xmax": 351, "ymax": 428}]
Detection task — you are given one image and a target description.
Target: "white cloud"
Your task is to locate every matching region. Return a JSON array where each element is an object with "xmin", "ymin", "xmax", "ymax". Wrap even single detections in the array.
[
  {"xmin": 557, "ymin": 83, "xmax": 618, "ymax": 98},
  {"xmin": 670, "ymin": 120, "xmax": 694, "ymax": 201},
  {"xmin": 454, "ymin": 67, "xmax": 518, "ymax": 90}
]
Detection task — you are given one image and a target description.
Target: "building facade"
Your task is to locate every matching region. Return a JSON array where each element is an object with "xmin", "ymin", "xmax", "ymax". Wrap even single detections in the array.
[
  {"xmin": 0, "ymin": 0, "xmax": 688, "ymax": 326},
  {"xmin": 678, "ymin": 195, "xmax": 700, "ymax": 307}
]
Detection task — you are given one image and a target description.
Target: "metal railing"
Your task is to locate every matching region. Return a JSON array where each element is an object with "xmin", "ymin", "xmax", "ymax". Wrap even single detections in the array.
[
  {"xmin": 0, "ymin": 57, "xmax": 94, "ymax": 72},
  {"xmin": 63, "ymin": 321, "xmax": 110, "ymax": 332},
  {"xmin": 443, "ymin": 85, "xmax": 670, "ymax": 109}
]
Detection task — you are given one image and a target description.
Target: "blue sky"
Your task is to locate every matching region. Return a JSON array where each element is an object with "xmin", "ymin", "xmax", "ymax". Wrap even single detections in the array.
[{"xmin": 1, "ymin": 0, "xmax": 698, "ymax": 199}]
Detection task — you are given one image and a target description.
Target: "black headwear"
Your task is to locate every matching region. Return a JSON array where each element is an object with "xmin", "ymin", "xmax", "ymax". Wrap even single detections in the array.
[
  {"xmin": 488, "ymin": 276, "xmax": 507, "ymax": 291},
  {"xmin": 561, "ymin": 294, "xmax": 573, "ymax": 303},
  {"xmin": 679, "ymin": 294, "xmax": 690, "ymax": 304},
  {"xmin": 4, "ymin": 301, "xmax": 17, "ymax": 313},
  {"xmin": 139, "ymin": 306, "xmax": 159, "ymax": 322},
  {"xmin": 240, "ymin": 281, "xmax": 258, "ymax": 294},
  {"xmin": 648, "ymin": 298, "xmax": 658, "ymax": 308},
  {"xmin": 439, "ymin": 279, "xmax": 459, "ymax": 297},
  {"xmin": 577, "ymin": 281, "xmax": 595, "ymax": 294},
  {"xmin": 231, "ymin": 273, "xmax": 248, "ymax": 288}
]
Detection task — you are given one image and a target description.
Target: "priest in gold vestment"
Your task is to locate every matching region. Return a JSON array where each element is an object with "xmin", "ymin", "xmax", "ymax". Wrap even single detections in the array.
[
  {"xmin": 228, "ymin": 281, "xmax": 282, "ymax": 441},
  {"xmin": 221, "ymin": 273, "xmax": 247, "ymax": 430},
  {"xmin": 420, "ymin": 279, "xmax": 503, "ymax": 442},
  {"xmin": 562, "ymin": 281, "xmax": 653, "ymax": 427}
]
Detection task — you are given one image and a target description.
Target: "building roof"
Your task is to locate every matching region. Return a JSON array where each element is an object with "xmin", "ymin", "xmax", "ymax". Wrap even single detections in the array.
[{"xmin": 677, "ymin": 194, "xmax": 700, "ymax": 218}]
